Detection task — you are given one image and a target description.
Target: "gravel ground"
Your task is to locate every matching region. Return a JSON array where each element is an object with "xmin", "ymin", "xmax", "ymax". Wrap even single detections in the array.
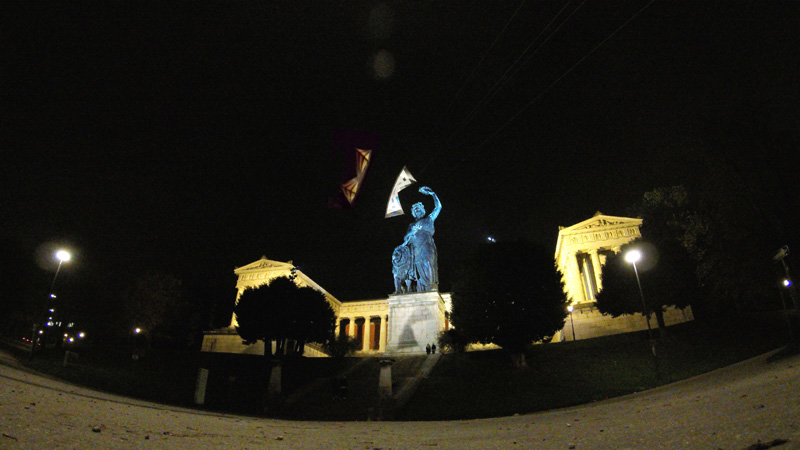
[{"xmin": 1, "ymin": 348, "xmax": 799, "ymax": 450}]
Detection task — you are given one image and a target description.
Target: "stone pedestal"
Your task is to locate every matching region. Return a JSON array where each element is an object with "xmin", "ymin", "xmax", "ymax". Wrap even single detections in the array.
[
  {"xmin": 266, "ymin": 359, "xmax": 282, "ymax": 412},
  {"xmin": 194, "ymin": 368, "xmax": 209, "ymax": 405},
  {"xmin": 385, "ymin": 291, "xmax": 446, "ymax": 354},
  {"xmin": 378, "ymin": 358, "xmax": 395, "ymax": 399}
]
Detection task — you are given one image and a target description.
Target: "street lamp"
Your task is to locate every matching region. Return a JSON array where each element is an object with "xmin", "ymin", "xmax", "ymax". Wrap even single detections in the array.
[
  {"xmin": 567, "ymin": 305, "xmax": 576, "ymax": 341},
  {"xmin": 773, "ymin": 245, "xmax": 798, "ymax": 342},
  {"xmin": 625, "ymin": 249, "xmax": 659, "ymax": 376},
  {"xmin": 30, "ymin": 249, "xmax": 72, "ymax": 359},
  {"xmin": 50, "ymin": 250, "xmax": 71, "ymax": 294}
]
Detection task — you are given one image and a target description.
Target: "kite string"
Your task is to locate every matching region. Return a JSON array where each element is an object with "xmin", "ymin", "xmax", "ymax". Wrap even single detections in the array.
[
  {"xmin": 439, "ymin": 0, "xmax": 659, "ymax": 178},
  {"xmin": 427, "ymin": 0, "xmax": 529, "ymax": 143},
  {"xmin": 420, "ymin": 0, "xmax": 582, "ymax": 176},
  {"xmin": 442, "ymin": 0, "xmax": 584, "ymax": 150}
]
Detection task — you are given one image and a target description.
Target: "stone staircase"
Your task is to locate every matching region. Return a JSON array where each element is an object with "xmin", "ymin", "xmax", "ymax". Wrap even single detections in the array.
[
  {"xmin": 391, "ymin": 353, "xmax": 441, "ymax": 407},
  {"xmin": 282, "ymin": 353, "xmax": 441, "ymax": 420}
]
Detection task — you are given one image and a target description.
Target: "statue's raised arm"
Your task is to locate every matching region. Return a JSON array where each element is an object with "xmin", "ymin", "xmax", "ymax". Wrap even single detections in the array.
[{"xmin": 419, "ymin": 186, "xmax": 441, "ymax": 221}]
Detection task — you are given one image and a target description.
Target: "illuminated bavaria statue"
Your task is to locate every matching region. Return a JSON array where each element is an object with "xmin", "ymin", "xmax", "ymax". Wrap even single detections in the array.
[{"xmin": 392, "ymin": 186, "xmax": 441, "ymax": 293}]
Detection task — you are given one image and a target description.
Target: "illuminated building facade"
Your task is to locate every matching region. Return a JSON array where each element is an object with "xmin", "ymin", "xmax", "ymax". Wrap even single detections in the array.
[
  {"xmin": 202, "ymin": 212, "xmax": 694, "ymax": 355},
  {"xmin": 201, "ymin": 256, "xmax": 451, "ymax": 356},
  {"xmin": 554, "ymin": 212, "xmax": 693, "ymax": 341}
]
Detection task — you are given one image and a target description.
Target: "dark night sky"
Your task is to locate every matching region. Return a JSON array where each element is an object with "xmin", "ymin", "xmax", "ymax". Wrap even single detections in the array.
[{"xmin": 3, "ymin": 1, "xmax": 799, "ymax": 324}]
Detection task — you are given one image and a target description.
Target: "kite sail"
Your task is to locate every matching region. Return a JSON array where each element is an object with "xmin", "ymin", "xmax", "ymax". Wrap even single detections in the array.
[
  {"xmin": 340, "ymin": 148, "xmax": 372, "ymax": 205},
  {"xmin": 385, "ymin": 166, "xmax": 417, "ymax": 218},
  {"xmin": 328, "ymin": 130, "xmax": 378, "ymax": 209}
]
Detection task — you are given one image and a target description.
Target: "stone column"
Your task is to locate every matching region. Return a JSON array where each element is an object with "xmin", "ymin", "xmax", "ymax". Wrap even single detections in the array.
[
  {"xmin": 362, "ymin": 317, "xmax": 372, "ymax": 352},
  {"xmin": 369, "ymin": 317, "xmax": 381, "ymax": 351},
  {"xmin": 568, "ymin": 252, "xmax": 584, "ymax": 303},
  {"xmin": 590, "ymin": 250, "xmax": 603, "ymax": 293},
  {"xmin": 379, "ymin": 315, "xmax": 388, "ymax": 352}
]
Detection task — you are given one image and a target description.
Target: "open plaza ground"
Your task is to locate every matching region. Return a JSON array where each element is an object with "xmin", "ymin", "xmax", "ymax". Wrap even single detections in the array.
[{"xmin": 2, "ymin": 344, "xmax": 799, "ymax": 450}]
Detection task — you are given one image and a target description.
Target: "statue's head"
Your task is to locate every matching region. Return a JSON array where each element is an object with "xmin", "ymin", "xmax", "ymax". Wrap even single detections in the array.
[{"xmin": 412, "ymin": 202, "xmax": 425, "ymax": 219}]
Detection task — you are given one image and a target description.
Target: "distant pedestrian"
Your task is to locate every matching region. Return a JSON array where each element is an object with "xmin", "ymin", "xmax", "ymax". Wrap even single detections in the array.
[
  {"xmin": 426, "ymin": 343, "xmax": 431, "ymax": 355},
  {"xmin": 431, "ymin": 343, "xmax": 436, "ymax": 354}
]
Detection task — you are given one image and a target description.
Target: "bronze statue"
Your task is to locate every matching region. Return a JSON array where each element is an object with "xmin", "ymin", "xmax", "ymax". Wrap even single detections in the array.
[{"xmin": 392, "ymin": 186, "xmax": 441, "ymax": 293}]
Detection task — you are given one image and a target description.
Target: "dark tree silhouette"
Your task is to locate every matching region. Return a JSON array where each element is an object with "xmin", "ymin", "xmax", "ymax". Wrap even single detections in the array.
[
  {"xmin": 598, "ymin": 187, "xmax": 701, "ymax": 336},
  {"xmin": 452, "ymin": 240, "xmax": 568, "ymax": 368},
  {"xmin": 691, "ymin": 149, "xmax": 786, "ymax": 314},
  {"xmin": 234, "ymin": 276, "xmax": 335, "ymax": 358},
  {"xmin": 286, "ymin": 283, "xmax": 338, "ymax": 355},
  {"xmin": 595, "ymin": 241, "xmax": 697, "ymax": 338},
  {"xmin": 234, "ymin": 275, "xmax": 335, "ymax": 411}
]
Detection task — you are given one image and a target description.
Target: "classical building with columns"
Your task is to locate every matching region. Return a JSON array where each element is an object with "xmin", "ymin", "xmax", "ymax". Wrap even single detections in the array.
[
  {"xmin": 553, "ymin": 212, "xmax": 693, "ymax": 341},
  {"xmin": 201, "ymin": 256, "xmax": 451, "ymax": 356},
  {"xmin": 202, "ymin": 213, "xmax": 694, "ymax": 356}
]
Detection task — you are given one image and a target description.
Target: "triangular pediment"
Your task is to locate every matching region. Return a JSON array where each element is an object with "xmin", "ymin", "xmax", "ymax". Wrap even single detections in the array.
[
  {"xmin": 234, "ymin": 256, "xmax": 294, "ymax": 274},
  {"xmin": 559, "ymin": 214, "xmax": 642, "ymax": 234},
  {"xmin": 555, "ymin": 214, "xmax": 643, "ymax": 260}
]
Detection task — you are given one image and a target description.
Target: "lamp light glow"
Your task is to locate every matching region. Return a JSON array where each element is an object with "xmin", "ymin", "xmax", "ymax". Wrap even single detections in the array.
[
  {"xmin": 625, "ymin": 250, "xmax": 642, "ymax": 264},
  {"xmin": 56, "ymin": 250, "xmax": 71, "ymax": 263}
]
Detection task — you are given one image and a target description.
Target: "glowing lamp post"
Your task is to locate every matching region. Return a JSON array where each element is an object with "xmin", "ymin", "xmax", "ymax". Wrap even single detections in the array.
[
  {"xmin": 625, "ymin": 249, "xmax": 659, "ymax": 376},
  {"xmin": 50, "ymin": 250, "xmax": 71, "ymax": 294},
  {"xmin": 131, "ymin": 327, "xmax": 145, "ymax": 361},
  {"xmin": 773, "ymin": 245, "xmax": 798, "ymax": 341},
  {"xmin": 624, "ymin": 250, "xmax": 652, "ymax": 335},
  {"xmin": 30, "ymin": 249, "xmax": 72, "ymax": 359}
]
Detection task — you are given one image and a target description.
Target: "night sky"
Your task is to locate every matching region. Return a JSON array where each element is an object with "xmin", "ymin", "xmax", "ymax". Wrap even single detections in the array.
[{"xmin": 4, "ymin": 1, "xmax": 799, "ymax": 325}]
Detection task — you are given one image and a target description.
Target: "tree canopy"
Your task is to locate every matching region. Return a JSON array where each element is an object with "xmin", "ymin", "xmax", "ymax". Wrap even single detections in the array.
[
  {"xmin": 122, "ymin": 272, "xmax": 188, "ymax": 338},
  {"xmin": 596, "ymin": 186, "xmax": 703, "ymax": 331},
  {"xmin": 234, "ymin": 276, "xmax": 336, "ymax": 358},
  {"xmin": 621, "ymin": 182, "xmax": 786, "ymax": 319},
  {"xmin": 452, "ymin": 240, "xmax": 568, "ymax": 355},
  {"xmin": 595, "ymin": 241, "xmax": 698, "ymax": 335},
  {"xmin": 690, "ymin": 154, "xmax": 786, "ymax": 313}
]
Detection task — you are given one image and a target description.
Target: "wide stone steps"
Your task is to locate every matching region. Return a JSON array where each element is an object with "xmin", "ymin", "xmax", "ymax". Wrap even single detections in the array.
[{"xmin": 282, "ymin": 354, "xmax": 440, "ymax": 420}]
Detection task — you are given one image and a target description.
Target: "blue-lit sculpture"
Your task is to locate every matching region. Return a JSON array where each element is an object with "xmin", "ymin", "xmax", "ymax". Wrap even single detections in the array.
[{"xmin": 392, "ymin": 186, "xmax": 441, "ymax": 293}]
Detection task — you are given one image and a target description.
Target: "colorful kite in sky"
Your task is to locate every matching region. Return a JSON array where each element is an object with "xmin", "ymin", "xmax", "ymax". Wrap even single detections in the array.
[
  {"xmin": 385, "ymin": 166, "xmax": 417, "ymax": 218},
  {"xmin": 328, "ymin": 130, "xmax": 378, "ymax": 209}
]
